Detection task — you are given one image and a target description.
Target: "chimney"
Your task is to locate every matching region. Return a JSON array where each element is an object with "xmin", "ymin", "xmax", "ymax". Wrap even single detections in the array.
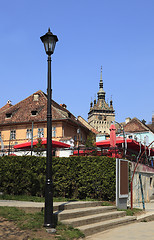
[
  {"xmin": 60, "ymin": 104, "xmax": 67, "ymax": 108},
  {"xmin": 7, "ymin": 100, "xmax": 12, "ymax": 105},
  {"xmin": 33, "ymin": 94, "xmax": 40, "ymax": 101},
  {"xmin": 125, "ymin": 117, "xmax": 131, "ymax": 124}
]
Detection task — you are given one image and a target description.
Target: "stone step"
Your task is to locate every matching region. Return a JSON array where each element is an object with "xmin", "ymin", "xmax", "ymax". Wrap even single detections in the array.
[
  {"xmin": 78, "ymin": 216, "xmax": 137, "ymax": 236},
  {"xmin": 53, "ymin": 201, "xmax": 103, "ymax": 211},
  {"xmin": 55, "ymin": 205, "xmax": 116, "ymax": 221},
  {"xmin": 61, "ymin": 210, "xmax": 126, "ymax": 227}
]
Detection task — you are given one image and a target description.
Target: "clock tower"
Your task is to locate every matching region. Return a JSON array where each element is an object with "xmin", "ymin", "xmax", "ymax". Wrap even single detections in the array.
[{"xmin": 88, "ymin": 67, "xmax": 115, "ymax": 134}]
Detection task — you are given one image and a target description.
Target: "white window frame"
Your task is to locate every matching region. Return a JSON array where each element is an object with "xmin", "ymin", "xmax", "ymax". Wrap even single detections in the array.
[
  {"xmin": 52, "ymin": 127, "xmax": 56, "ymax": 137},
  {"xmin": 38, "ymin": 128, "xmax": 44, "ymax": 138},
  {"xmin": 10, "ymin": 130, "xmax": 16, "ymax": 140},
  {"xmin": 26, "ymin": 129, "xmax": 32, "ymax": 139}
]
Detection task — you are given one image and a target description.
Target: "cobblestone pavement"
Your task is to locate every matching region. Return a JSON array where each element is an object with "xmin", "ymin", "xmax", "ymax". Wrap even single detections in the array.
[
  {"xmin": 0, "ymin": 217, "xmax": 30, "ymax": 240},
  {"xmin": 86, "ymin": 221, "xmax": 154, "ymax": 240}
]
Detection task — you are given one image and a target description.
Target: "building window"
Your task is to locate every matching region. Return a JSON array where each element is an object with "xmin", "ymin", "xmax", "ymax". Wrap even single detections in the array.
[
  {"xmin": 31, "ymin": 110, "xmax": 38, "ymax": 116},
  {"xmin": 128, "ymin": 135, "xmax": 132, "ymax": 139},
  {"xmin": 38, "ymin": 128, "xmax": 44, "ymax": 138},
  {"xmin": 52, "ymin": 127, "xmax": 56, "ymax": 137},
  {"xmin": 10, "ymin": 130, "xmax": 16, "ymax": 140},
  {"xmin": 26, "ymin": 129, "xmax": 32, "ymax": 139},
  {"xmin": 6, "ymin": 113, "xmax": 12, "ymax": 118}
]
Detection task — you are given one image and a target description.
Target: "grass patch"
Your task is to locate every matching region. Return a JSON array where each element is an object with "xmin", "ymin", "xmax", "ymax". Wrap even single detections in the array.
[
  {"xmin": 0, "ymin": 206, "xmax": 84, "ymax": 239},
  {"xmin": 0, "ymin": 194, "xmax": 98, "ymax": 203},
  {"xmin": 56, "ymin": 222, "xmax": 85, "ymax": 240},
  {"xmin": 0, "ymin": 194, "xmax": 45, "ymax": 202},
  {"xmin": 101, "ymin": 201, "xmax": 115, "ymax": 206},
  {"xmin": 0, "ymin": 194, "xmax": 72, "ymax": 202},
  {"xmin": 118, "ymin": 208, "xmax": 143, "ymax": 216},
  {"xmin": 0, "ymin": 206, "xmax": 43, "ymax": 229}
]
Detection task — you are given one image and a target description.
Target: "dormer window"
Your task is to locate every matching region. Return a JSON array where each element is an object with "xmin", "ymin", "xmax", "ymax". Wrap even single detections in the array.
[
  {"xmin": 6, "ymin": 113, "xmax": 12, "ymax": 118},
  {"xmin": 68, "ymin": 112, "xmax": 71, "ymax": 118},
  {"xmin": 31, "ymin": 110, "xmax": 37, "ymax": 116}
]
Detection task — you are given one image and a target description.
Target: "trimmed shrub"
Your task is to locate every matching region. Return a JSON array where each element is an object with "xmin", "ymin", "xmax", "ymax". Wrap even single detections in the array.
[{"xmin": 0, "ymin": 156, "xmax": 116, "ymax": 201}]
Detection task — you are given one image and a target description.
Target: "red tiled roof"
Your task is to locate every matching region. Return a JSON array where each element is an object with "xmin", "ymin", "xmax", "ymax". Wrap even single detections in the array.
[
  {"xmin": 147, "ymin": 124, "xmax": 154, "ymax": 133},
  {"xmin": 0, "ymin": 91, "xmax": 90, "ymax": 135},
  {"xmin": 0, "ymin": 102, "xmax": 12, "ymax": 113},
  {"xmin": 77, "ymin": 116, "xmax": 99, "ymax": 134},
  {"xmin": 0, "ymin": 90, "xmax": 75, "ymax": 125},
  {"xmin": 124, "ymin": 117, "xmax": 151, "ymax": 133}
]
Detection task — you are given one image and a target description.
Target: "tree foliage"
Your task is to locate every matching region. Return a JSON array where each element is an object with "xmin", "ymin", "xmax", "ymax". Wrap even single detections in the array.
[{"xmin": 85, "ymin": 132, "xmax": 96, "ymax": 148}]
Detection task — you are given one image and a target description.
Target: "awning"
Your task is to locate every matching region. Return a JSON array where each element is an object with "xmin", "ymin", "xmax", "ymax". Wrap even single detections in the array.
[
  {"xmin": 14, "ymin": 138, "xmax": 70, "ymax": 150},
  {"xmin": 96, "ymin": 137, "xmax": 154, "ymax": 156}
]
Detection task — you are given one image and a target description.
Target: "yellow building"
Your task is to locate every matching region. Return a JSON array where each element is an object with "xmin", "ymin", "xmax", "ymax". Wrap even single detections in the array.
[{"xmin": 0, "ymin": 90, "xmax": 91, "ymax": 153}]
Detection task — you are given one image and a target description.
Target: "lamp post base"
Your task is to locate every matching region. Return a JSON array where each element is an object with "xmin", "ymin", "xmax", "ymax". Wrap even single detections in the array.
[{"xmin": 45, "ymin": 228, "xmax": 56, "ymax": 234}]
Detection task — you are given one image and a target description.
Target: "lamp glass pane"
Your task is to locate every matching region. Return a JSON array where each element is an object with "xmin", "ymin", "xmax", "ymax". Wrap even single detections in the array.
[
  {"xmin": 44, "ymin": 42, "xmax": 48, "ymax": 53},
  {"xmin": 49, "ymin": 41, "xmax": 56, "ymax": 53}
]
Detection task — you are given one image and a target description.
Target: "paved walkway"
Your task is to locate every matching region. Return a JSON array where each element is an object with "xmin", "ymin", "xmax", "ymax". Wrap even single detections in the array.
[
  {"xmin": 85, "ymin": 221, "xmax": 154, "ymax": 240},
  {"xmin": 135, "ymin": 201, "xmax": 154, "ymax": 221},
  {"xmin": 86, "ymin": 201, "xmax": 154, "ymax": 240}
]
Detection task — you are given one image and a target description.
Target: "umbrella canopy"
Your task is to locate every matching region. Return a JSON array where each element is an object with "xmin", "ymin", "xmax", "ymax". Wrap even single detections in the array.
[
  {"xmin": 14, "ymin": 138, "xmax": 70, "ymax": 150},
  {"xmin": 96, "ymin": 137, "xmax": 154, "ymax": 156}
]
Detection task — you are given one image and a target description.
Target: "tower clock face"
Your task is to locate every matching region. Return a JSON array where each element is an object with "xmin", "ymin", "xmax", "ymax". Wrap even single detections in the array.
[{"xmin": 98, "ymin": 115, "xmax": 102, "ymax": 120}]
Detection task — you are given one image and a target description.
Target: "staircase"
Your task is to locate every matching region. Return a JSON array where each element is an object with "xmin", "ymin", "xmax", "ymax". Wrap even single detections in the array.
[{"xmin": 54, "ymin": 201, "xmax": 136, "ymax": 236}]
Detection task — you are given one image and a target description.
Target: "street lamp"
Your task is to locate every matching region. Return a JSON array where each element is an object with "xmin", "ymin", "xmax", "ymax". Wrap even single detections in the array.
[
  {"xmin": 77, "ymin": 128, "xmax": 80, "ymax": 156},
  {"xmin": 40, "ymin": 28, "xmax": 58, "ymax": 229},
  {"xmin": 114, "ymin": 121, "xmax": 126, "ymax": 158}
]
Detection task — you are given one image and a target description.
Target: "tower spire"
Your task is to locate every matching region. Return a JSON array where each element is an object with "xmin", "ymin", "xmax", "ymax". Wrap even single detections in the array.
[
  {"xmin": 90, "ymin": 97, "xmax": 93, "ymax": 108},
  {"xmin": 110, "ymin": 95, "xmax": 113, "ymax": 108},
  {"xmin": 94, "ymin": 94, "xmax": 96, "ymax": 105},
  {"xmin": 99, "ymin": 66, "xmax": 103, "ymax": 89},
  {"xmin": 97, "ymin": 66, "xmax": 105, "ymax": 100},
  {"xmin": 100, "ymin": 66, "xmax": 102, "ymax": 80}
]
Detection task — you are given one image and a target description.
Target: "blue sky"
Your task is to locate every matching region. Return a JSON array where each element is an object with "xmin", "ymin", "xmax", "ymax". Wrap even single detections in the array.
[{"xmin": 0, "ymin": 0, "xmax": 154, "ymax": 124}]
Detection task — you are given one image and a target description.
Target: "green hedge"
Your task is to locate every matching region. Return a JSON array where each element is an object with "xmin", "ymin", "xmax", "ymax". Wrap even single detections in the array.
[{"xmin": 0, "ymin": 156, "xmax": 116, "ymax": 201}]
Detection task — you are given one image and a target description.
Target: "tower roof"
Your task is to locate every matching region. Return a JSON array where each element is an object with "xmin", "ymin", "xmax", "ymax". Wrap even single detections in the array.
[{"xmin": 88, "ymin": 66, "xmax": 115, "ymax": 113}]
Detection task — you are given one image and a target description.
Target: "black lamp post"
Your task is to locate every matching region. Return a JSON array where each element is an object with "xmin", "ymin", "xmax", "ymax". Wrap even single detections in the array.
[{"xmin": 40, "ymin": 28, "xmax": 58, "ymax": 229}]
